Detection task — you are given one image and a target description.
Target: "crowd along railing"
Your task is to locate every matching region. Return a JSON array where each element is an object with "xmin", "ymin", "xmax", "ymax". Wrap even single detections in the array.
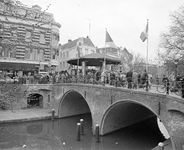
[{"xmin": 0, "ymin": 75, "xmax": 184, "ymax": 98}]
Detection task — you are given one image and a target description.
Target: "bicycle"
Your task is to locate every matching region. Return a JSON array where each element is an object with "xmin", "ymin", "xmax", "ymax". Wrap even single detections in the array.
[{"xmin": 156, "ymin": 80, "xmax": 182, "ymax": 96}]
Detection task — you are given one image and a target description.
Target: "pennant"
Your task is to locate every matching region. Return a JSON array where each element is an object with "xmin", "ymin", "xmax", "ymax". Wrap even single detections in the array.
[
  {"xmin": 140, "ymin": 22, "xmax": 148, "ymax": 42},
  {"xmin": 105, "ymin": 31, "xmax": 117, "ymax": 48}
]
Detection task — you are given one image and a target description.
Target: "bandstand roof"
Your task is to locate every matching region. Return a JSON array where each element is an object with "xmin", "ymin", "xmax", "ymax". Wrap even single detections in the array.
[{"xmin": 67, "ymin": 53, "xmax": 121, "ymax": 66}]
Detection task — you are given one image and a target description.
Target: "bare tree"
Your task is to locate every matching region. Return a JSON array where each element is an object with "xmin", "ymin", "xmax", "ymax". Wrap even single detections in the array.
[
  {"xmin": 159, "ymin": 5, "xmax": 184, "ymax": 61},
  {"xmin": 119, "ymin": 48, "xmax": 133, "ymax": 72},
  {"xmin": 133, "ymin": 53, "xmax": 146, "ymax": 73}
]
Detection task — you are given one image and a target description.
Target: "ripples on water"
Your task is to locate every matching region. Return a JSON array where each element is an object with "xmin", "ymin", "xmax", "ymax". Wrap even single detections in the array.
[{"xmin": 0, "ymin": 114, "xmax": 169, "ymax": 150}]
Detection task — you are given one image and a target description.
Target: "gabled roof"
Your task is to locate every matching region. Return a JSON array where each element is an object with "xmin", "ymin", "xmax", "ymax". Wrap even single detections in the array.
[
  {"xmin": 83, "ymin": 37, "xmax": 95, "ymax": 47},
  {"xmin": 61, "ymin": 37, "xmax": 95, "ymax": 50}
]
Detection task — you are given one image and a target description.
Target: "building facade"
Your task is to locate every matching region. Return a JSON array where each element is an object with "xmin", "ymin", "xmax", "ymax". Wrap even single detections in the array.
[
  {"xmin": 59, "ymin": 37, "xmax": 96, "ymax": 71},
  {"xmin": 0, "ymin": 0, "xmax": 61, "ymax": 77}
]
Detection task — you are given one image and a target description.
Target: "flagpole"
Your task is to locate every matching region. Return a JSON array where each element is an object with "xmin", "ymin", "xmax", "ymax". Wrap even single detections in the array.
[
  {"xmin": 146, "ymin": 19, "xmax": 149, "ymax": 71},
  {"xmin": 104, "ymin": 28, "xmax": 107, "ymax": 72}
]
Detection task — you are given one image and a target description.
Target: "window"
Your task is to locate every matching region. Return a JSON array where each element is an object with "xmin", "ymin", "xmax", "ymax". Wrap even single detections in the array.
[
  {"xmin": 60, "ymin": 51, "xmax": 62, "ymax": 59},
  {"xmin": 10, "ymin": 47, "xmax": 16, "ymax": 58},
  {"xmin": 39, "ymin": 33, "xmax": 45, "ymax": 44},
  {"xmin": 66, "ymin": 51, "xmax": 69, "ymax": 58},
  {"xmin": 48, "ymin": 95, "xmax": 50, "ymax": 103},
  {"xmin": 32, "ymin": 49, "xmax": 38, "ymax": 61},
  {"xmin": 0, "ymin": 46, "xmax": 4, "ymax": 57},
  {"xmin": 0, "ymin": 2, "xmax": 4, "ymax": 12},
  {"xmin": 39, "ymin": 49, "xmax": 44, "ymax": 61},
  {"xmin": 25, "ymin": 31, "xmax": 32, "ymax": 42},
  {"xmin": 25, "ymin": 48, "xmax": 30, "ymax": 60},
  {"xmin": 30, "ymin": 49, "xmax": 33, "ymax": 60},
  {"xmin": 63, "ymin": 52, "xmax": 65, "ymax": 58},
  {"xmin": 91, "ymin": 49, "xmax": 95, "ymax": 53},
  {"xmin": 85, "ymin": 48, "xmax": 88, "ymax": 55},
  {"xmin": 4, "ymin": 47, "xmax": 10, "ymax": 58},
  {"xmin": 60, "ymin": 62, "xmax": 62, "ymax": 69},
  {"xmin": 63, "ymin": 62, "xmax": 65, "ymax": 69}
]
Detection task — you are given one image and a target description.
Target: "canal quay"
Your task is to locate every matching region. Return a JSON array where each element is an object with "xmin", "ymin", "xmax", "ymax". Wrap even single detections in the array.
[{"xmin": 0, "ymin": 81, "xmax": 184, "ymax": 150}]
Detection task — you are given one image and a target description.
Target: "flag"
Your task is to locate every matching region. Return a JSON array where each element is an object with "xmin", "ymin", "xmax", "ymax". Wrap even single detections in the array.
[
  {"xmin": 140, "ymin": 22, "xmax": 148, "ymax": 42},
  {"xmin": 105, "ymin": 31, "xmax": 117, "ymax": 48}
]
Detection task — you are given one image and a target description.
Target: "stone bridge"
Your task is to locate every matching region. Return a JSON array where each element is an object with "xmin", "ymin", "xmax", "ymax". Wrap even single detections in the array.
[{"xmin": 23, "ymin": 83, "xmax": 184, "ymax": 150}]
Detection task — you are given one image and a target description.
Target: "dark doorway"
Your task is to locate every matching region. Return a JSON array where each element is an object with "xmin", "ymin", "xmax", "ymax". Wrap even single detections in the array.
[{"xmin": 27, "ymin": 93, "xmax": 43, "ymax": 108}]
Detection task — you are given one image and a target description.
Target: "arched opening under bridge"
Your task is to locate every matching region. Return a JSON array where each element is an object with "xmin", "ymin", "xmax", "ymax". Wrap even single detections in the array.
[
  {"xmin": 101, "ymin": 100, "xmax": 171, "ymax": 148},
  {"xmin": 27, "ymin": 93, "xmax": 43, "ymax": 108},
  {"xmin": 58, "ymin": 90, "xmax": 91, "ymax": 118}
]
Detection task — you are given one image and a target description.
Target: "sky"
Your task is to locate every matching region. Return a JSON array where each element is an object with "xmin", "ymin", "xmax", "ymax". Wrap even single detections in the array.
[{"xmin": 21, "ymin": 0, "xmax": 184, "ymax": 60}]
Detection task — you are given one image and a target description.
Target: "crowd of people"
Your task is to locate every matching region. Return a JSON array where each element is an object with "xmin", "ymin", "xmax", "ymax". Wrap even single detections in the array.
[
  {"xmin": 2, "ymin": 68, "xmax": 184, "ymax": 94},
  {"xmin": 95, "ymin": 69, "xmax": 152, "ymax": 89},
  {"xmin": 0, "ymin": 69, "xmax": 153, "ymax": 89},
  {"xmin": 162, "ymin": 71, "xmax": 184, "ymax": 90}
]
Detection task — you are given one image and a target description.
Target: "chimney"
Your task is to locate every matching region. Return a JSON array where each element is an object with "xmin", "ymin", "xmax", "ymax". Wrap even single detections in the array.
[{"xmin": 68, "ymin": 39, "xmax": 72, "ymax": 43}]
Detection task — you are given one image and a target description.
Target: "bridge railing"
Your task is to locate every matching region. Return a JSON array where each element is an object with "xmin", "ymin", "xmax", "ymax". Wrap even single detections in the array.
[{"xmin": 0, "ymin": 75, "xmax": 184, "ymax": 98}]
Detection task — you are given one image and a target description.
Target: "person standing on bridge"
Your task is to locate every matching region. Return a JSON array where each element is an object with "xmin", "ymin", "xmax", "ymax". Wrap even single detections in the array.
[
  {"xmin": 126, "ymin": 69, "xmax": 133, "ymax": 89},
  {"xmin": 132, "ymin": 71, "xmax": 138, "ymax": 89}
]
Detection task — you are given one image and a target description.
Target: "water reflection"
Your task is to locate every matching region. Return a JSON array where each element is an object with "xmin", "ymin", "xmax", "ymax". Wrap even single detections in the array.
[{"xmin": 0, "ymin": 114, "xmax": 169, "ymax": 150}]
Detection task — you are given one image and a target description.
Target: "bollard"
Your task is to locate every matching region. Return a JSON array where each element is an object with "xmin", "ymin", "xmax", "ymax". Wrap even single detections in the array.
[
  {"xmin": 158, "ymin": 142, "xmax": 164, "ymax": 150},
  {"xmin": 95, "ymin": 124, "xmax": 100, "ymax": 142},
  {"xmin": 77, "ymin": 123, "xmax": 81, "ymax": 141},
  {"xmin": 51, "ymin": 109, "xmax": 55, "ymax": 121},
  {"xmin": 80, "ymin": 119, "xmax": 84, "ymax": 135}
]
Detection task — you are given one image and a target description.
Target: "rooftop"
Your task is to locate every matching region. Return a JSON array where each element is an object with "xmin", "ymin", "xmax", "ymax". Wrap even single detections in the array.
[{"xmin": 61, "ymin": 37, "xmax": 95, "ymax": 50}]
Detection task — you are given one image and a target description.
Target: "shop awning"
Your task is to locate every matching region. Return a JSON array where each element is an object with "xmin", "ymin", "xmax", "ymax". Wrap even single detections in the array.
[{"xmin": 0, "ymin": 62, "xmax": 39, "ymax": 71}]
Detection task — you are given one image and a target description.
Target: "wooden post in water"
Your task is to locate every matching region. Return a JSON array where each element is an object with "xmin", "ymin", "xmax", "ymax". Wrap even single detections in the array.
[
  {"xmin": 158, "ymin": 142, "xmax": 164, "ymax": 150},
  {"xmin": 95, "ymin": 124, "xmax": 100, "ymax": 142},
  {"xmin": 77, "ymin": 123, "xmax": 81, "ymax": 141},
  {"xmin": 80, "ymin": 119, "xmax": 84, "ymax": 135}
]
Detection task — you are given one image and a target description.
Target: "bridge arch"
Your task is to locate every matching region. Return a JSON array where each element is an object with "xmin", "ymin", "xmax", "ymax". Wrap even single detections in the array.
[
  {"xmin": 100, "ymin": 99, "xmax": 171, "ymax": 139},
  {"xmin": 58, "ymin": 90, "xmax": 91, "ymax": 118},
  {"xmin": 27, "ymin": 93, "xmax": 43, "ymax": 108}
]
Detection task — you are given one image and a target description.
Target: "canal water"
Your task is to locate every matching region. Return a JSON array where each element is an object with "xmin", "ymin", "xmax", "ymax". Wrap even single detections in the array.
[{"xmin": 0, "ymin": 114, "xmax": 170, "ymax": 150}]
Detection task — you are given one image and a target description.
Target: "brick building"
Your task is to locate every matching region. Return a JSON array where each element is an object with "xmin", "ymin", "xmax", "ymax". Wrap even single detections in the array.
[{"xmin": 0, "ymin": 0, "xmax": 61, "ymax": 77}]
